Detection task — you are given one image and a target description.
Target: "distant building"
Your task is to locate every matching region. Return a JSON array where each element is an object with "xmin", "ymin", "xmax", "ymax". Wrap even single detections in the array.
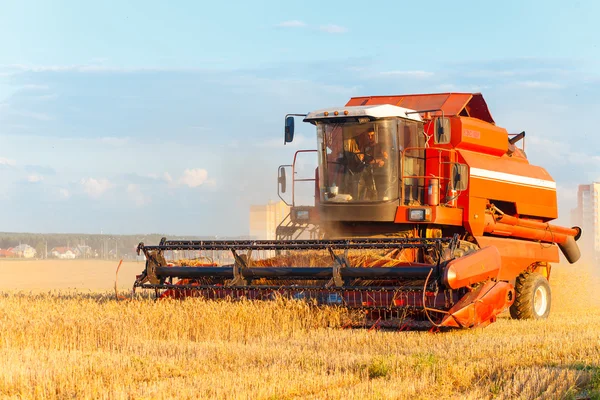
[
  {"xmin": 74, "ymin": 245, "xmax": 92, "ymax": 258},
  {"xmin": 12, "ymin": 244, "xmax": 37, "ymax": 258},
  {"xmin": 571, "ymin": 183, "xmax": 600, "ymax": 262},
  {"xmin": 51, "ymin": 247, "xmax": 76, "ymax": 259},
  {"xmin": 249, "ymin": 200, "xmax": 290, "ymax": 240},
  {"xmin": 0, "ymin": 249, "xmax": 15, "ymax": 258}
]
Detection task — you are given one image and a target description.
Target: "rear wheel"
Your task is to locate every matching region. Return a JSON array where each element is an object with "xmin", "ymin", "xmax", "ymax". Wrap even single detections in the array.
[{"xmin": 509, "ymin": 272, "xmax": 551, "ymax": 320}]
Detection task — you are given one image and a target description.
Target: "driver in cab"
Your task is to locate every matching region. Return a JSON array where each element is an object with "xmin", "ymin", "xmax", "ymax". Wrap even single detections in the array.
[
  {"xmin": 344, "ymin": 129, "xmax": 388, "ymax": 166},
  {"xmin": 363, "ymin": 129, "xmax": 388, "ymax": 168},
  {"xmin": 343, "ymin": 128, "xmax": 388, "ymax": 200}
]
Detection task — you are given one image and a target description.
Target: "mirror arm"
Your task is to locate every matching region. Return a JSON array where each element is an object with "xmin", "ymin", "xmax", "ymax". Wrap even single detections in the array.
[{"xmin": 284, "ymin": 113, "xmax": 308, "ymax": 145}]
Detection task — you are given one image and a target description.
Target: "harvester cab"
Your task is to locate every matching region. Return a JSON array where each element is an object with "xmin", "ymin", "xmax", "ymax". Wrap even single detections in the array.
[
  {"xmin": 282, "ymin": 103, "xmax": 469, "ymax": 231},
  {"xmin": 134, "ymin": 93, "xmax": 581, "ymax": 329}
]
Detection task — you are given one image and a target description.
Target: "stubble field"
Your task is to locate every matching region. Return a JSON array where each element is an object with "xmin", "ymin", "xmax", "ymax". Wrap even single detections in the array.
[{"xmin": 0, "ymin": 258, "xmax": 598, "ymax": 399}]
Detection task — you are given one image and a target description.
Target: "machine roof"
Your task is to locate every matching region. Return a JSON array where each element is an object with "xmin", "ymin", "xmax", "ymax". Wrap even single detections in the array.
[
  {"xmin": 303, "ymin": 104, "xmax": 423, "ymax": 123},
  {"xmin": 345, "ymin": 93, "xmax": 495, "ymax": 124}
]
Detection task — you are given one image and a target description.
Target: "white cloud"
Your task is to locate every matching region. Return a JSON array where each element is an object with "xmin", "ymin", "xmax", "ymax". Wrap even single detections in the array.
[
  {"xmin": 516, "ymin": 81, "xmax": 563, "ymax": 89},
  {"xmin": 225, "ymin": 76, "xmax": 355, "ymax": 97},
  {"xmin": 436, "ymin": 83, "xmax": 491, "ymax": 92},
  {"xmin": 58, "ymin": 188, "xmax": 70, "ymax": 199},
  {"xmin": 99, "ymin": 137, "xmax": 129, "ymax": 146},
  {"xmin": 178, "ymin": 168, "xmax": 211, "ymax": 188},
  {"xmin": 26, "ymin": 174, "xmax": 44, "ymax": 183},
  {"xmin": 345, "ymin": 65, "xmax": 368, "ymax": 73},
  {"xmin": 33, "ymin": 93, "xmax": 59, "ymax": 101},
  {"xmin": 187, "ymin": 125, "xmax": 211, "ymax": 131},
  {"xmin": 80, "ymin": 177, "xmax": 112, "ymax": 198},
  {"xmin": 11, "ymin": 110, "xmax": 54, "ymax": 121},
  {"xmin": 20, "ymin": 84, "xmax": 50, "ymax": 91},
  {"xmin": 527, "ymin": 136, "xmax": 600, "ymax": 166},
  {"xmin": 319, "ymin": 24, "xmax": 348, "ymax": 34},
  {"xmin": 145, "ymin": 173, "xmax": 160, "ymax": 180},
  {"xmin": 437, "ymin": 83, "xmax": 458, "ymax": 91},
  {"xmin": 256, "ymin": 133, "xmax": 310, "ymax": 149},
  {"xmin": 163, "ymin": 172, "xmax": 173, "ymax": 183},
  {"xmin": 127, "ymin": 184, "xmax": 150, "ymax": 207},
  {"xmin": 276, "ymin": 20, "xmax": 306, "ymax": 28},
  {"xmin": 5, "ymin": 64, "xmax": 75, "ymax": 72},
  {"xmin": 0, "ymin": 157, "xmax": 16, "ymax": 166},
  {"xmin": 465, "ymin": 66, "xmax": 571, "ymax": 80},
  {"xmin": 3, "ymin": 63, "xmax": 211, "ymax": 74},
  {"xmin": 5, "ymin": 124, "xmax": 31, "ymax": 131},
  {"xmin": 89, "ymin": 57, "xmax": 109, "ymax": 64},
  {"xmin": 379, "ymin": 70, "xmax": 434, "ymax": 78}
]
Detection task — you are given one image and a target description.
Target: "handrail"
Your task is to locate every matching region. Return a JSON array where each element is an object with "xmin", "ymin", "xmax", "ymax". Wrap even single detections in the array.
[
  {"xmin": 292, "ymin": 150, "xmax": 318, "ymax": 207},
  {"xmin": 400, "ymin": 146, "xmax": 457, "ymax": 205}
]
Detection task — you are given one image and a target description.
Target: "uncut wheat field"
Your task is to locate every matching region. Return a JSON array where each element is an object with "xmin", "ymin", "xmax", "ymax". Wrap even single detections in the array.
[{"xmin": 0, "ymin": 259, "xmax": 598, "ymax": 399}]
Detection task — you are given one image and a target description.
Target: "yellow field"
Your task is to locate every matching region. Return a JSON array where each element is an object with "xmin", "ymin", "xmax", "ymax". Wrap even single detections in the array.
[
  {"xmin": 0, "ymin": 259, "xmax": 598, "ymax": 399},
  {"xmin": 0, "ymin": 259, "xmax": 142, "ymax": 291}
]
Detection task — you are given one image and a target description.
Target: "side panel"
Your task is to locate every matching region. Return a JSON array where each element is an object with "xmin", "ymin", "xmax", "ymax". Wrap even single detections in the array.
[
  {"xmin": 451, "ymin": 117, "xmax": 508, "ymax": 157},
  {"xmin": 393, "ymin": 205, "xmax": 463, "ymax": 225},
  {"xmin": 443, "ymin": 246, "xmax": 502, "ymax": 289},
  {"xmin": 464, "ymin": 197, "xmax": 487, "ymax": 236},
  {"xmin": 474, "ymin": 236, "xmax": 560, "ymax": 281},
  {"xmin": 460, "ymin": 149, "xmax": 558, "ymax": 220},
  {"xmin": 319, "ymin": 201, "xmax": 399, "ymax": 222}
]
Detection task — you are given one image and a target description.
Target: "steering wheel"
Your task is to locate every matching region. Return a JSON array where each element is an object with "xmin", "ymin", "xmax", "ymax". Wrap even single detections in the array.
[{"xmin": 343, "ymin": 151, "xmax": 366, "ymax": 174}]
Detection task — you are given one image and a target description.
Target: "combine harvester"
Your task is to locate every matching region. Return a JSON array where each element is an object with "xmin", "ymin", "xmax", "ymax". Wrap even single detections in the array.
[{"xmin": 134, "ymin": 93, "xmax": 581, "ymax": 329}]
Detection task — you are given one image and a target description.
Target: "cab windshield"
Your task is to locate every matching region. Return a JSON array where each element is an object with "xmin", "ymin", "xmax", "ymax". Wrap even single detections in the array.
[{"xmin": 317, "ymin": 120, "xmax": 398, "ymax": 203}]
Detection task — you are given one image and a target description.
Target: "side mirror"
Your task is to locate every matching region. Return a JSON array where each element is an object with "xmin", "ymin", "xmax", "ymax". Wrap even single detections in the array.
[
  {"xmin": 434, "ymin": 117, "xmax": 451, "ymax": 145},
  {"xmin": 452, "ymin": 163, "xmax": 468, "ymax": 191},
  {"xmin": 278, "ymin": 166, "xmax": 287, "ymax": 193},
  {"xmin": 284, "ymin": 116, "xmax": 295, "ymax": 144}
]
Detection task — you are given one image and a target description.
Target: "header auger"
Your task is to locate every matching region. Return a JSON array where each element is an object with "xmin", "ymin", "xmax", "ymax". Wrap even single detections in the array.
[{"xmin": 134, "ymin": 92, "xmax": 581, "ymax": 329}]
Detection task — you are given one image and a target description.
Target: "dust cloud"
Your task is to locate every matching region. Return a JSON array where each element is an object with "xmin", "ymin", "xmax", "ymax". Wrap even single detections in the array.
[{"xmin": 551, "ymin": 259, "xmax": 600, "ymax": 313}]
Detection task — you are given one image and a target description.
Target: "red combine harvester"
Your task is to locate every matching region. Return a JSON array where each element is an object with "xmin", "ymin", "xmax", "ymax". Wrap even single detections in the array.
[{"xmin": 134, "ymin": 93, "xmax": 581, "ymax": 329}]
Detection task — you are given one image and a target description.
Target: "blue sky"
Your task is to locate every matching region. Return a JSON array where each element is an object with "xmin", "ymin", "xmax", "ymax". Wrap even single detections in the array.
[{"xmin": 1, "ymin": 0, "xmax": 600, "ymax": 235}]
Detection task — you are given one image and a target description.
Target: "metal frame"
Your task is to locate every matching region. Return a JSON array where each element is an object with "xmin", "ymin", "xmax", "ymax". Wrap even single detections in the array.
[
  {"xmin": 133, "ymin": 237, "xmax": 458, "ymax": 317},
  {"xmin": 138, "ymin": 237, "xmax": 453, "ymax": 252},
  {"xmin": 400, "ymin": 146, "xmax": 457, "ymax": 206},
  {"xmin": 277, "ymin": 150, "xmax": 318, "ymax": 208}
]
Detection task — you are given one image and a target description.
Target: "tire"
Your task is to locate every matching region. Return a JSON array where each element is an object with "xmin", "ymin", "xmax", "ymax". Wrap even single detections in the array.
[{"xmin": 509, "ymin": 272, "xmax": 551, "ymax": 320}]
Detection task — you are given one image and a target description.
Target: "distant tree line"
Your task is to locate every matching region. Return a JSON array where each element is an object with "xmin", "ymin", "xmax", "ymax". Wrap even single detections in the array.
[{"xmin": 0, "ymin": 232, "xmax": 249, "ymax": 259}]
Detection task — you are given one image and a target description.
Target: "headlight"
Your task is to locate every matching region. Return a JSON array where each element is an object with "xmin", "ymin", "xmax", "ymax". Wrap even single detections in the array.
[
  {"xmin": 408, "ymin": 208, "xmax": 432, "ymax": 222},
  {"xmin": 295, "ymin": 210, "xmax": 309, "ymax": 220}
]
